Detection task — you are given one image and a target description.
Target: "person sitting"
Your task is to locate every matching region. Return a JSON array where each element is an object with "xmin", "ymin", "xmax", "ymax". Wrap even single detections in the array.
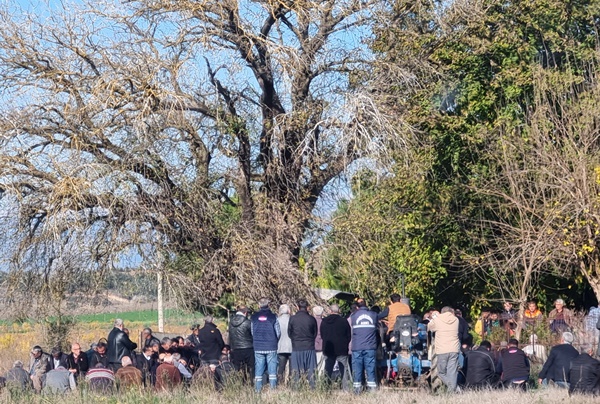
[
  {"xmin": 522, "ymin": 334, "xmax": 547, "ymax": 364},
  {"xmin": 85, "ymin": 363, "xmax": 115, "ymax": 393},
  {"xmin": 214, "ymin": 354, "xmax": 235, "ymax": 391},
  {"xmin": 89, "ymin": 342, "xmax": 109, "ymax": 369},
  {"xmin": 523, "ymin": 301, "xmax": 543, "ymax": 328},
  {"xmin": 155, "ymin": 354, "xmax": 182, "ymax": 391},
  {"xmin": 29, "ymin": 345, "xmax": 50, "ymax": 393},
  {"xmin": 497, "ymin": 339, "xmax": 530, "ymax": 389},
  {"xmin": 67, "ymin": 343, "xmax": 89, "ymax": 382},
  {"xmin": 377, "ymin": 293, "xmax": 411, "ymax": 339},
  {"xmin": 548, "ymin": 299, "xmax": 573, "ymax": 334},
  {"xmin": 42, "ymin": 364, "xmax": 76, "ymax": 394},
  {"xmin": 569, "ymin": 343, "xmax": 600, "ymax": 396},
  {"xmin": 136, "ymin": 345, "xmax": 157, "ymax": 387},
  {"xmin": 49, "ymin": 347, "xmax": 70, "ymax": 370},
  {"xmin": 464, "ymin": 341, "xmax": 499, "ymax": 389},
  {"xmin": 171, "ymin": 352, "xmax": 192, "ymax": 383},
  {"xmin": 538, "ymin": 331, "xmax": 579, "ymax": 389},
  {"xmin": 115, "ymin": 356, "xmax": 142, "ymax": 391},
  {"xmin": 5, "ymin": 360, "xmax": 32, "ymax": 392}
]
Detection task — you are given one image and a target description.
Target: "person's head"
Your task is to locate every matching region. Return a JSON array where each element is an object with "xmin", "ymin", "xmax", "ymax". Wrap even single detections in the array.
[
  {"xmin": 142, "ymin": 328, "xmax": 153, "ymax": 340},
  {"xmin": 390, "ymin": 293, "xmax": 401, "ymax": 303},
  {"xmin": 297, "ymin": 299, "xmax": 308, "ymax": 311},
  {"xmin": 172, "ymin": 352, "xmax": 181, "ymax": 362},
  {"xmin": 161, "ymin": 337, "xmax": 172, "ymax": 350},
  {"xmin": 441, "ymin": 306, "xmax": 454, "ymax": 314},
  {"xmin": 527, "ymin": 301, "xmax": 537, "ymax": 311},
  {"xmin": 357, "ymin": 300, "xmax": 367, "ymax": 308},
  {"xmin": 455, "ymin": 309, "xmax": 462, "ymax": 318},
  {"xmin": 580, "ymin": 343, "xmax": 594, "ymax": 355},
  {"xmin": 31, "ymin": 346, "xmax": 43, "ymax": 359},
  {"xmin": 490, "ymin": 312, "xmax": 498, "ymax": 320},
  {"xmin": 237, "ymin": 305, "xmax": 249, "ymax": 315},
  {"xmin": 330, "ymin": 304, "xmax": 340, "ymax": 314},
  {"xmin": 71, "ymin": 343, "xmax": 81, "ymax": 355},
  {"xmin": 350, "ymin": 303, "xmax": 359, "ymax": 312},
  {"xmin": 554, "ymin": 299, "xmax": 565, "ymax": 310},
  {"xmin": 170, "ymin": 338, "xmax": 179, "ymax": 347},
  {"xmin": 479, "ymin": 340, "xmax": 492, "ymax": 351},
  {"xmin": 51, "ymin": 346, "xmax": 62, "ymax": 358},
  {"xmin": 90, "ymin": 342, "xmax": 98, "ymax": 352},
  {"xmin": 258, "ymin": 297, "xmax": 270, "ymax": 309},
  {"xmin": 503, "ymin": 302, "xmax": 513, "ymax": 311},
  {"xmin": 177, "ymin": 336, "xmax": 185, "ymax": 346},
  {"xmin": 97, "ymin": 342, "xmax": 107, "ymax": 354},
  {"xmin": 312, "ymin": 306, "xmax": 324, "ymax": 317},
  {"xmin": 204, "ymin": 315, "xmax": 214, "ymax": 324},
  {"xmin": 121, "ymin": 356, "xmax": 132, "ymax": 367},
  {"xmin": 13, "ymin": 360, "xmax": 23, "ymax": 369},
  {"xmin": 222, "ymin": 345, "xmax": 231, "ymax": 354},
  {"xmin": 150, "ymin": 341, "xmax": 160, "ymax": 353},
  {"xmin": 508, "ymin": 338, "xmax": 519, "ymax": 347},
  {"xmin": 279, "ymin": 304, "xmax": 290, "ymax": 315},
  {"xmin": 143, "ymin": 345, "xmax": 153, "ymax": 356},
  {"xmin": 561, "ymin": 331, "xmax": 574, "ymax": 345}
]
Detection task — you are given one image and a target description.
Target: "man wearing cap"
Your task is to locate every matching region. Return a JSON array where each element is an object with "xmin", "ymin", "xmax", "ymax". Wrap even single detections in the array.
[
  {"xmin": 538, "ymin": 331, "xmax": 579, "ymax": 388},
  {"xmin": 5, "ymin": 360, "xmax": 32, "ymax": 391},
  {"xmin": 549, "ymin": 299, "xmax": 573, "ymax": 333},
  {"xmin": 29, "ymin": 345, "xmax": 50, "ymax": 393}
]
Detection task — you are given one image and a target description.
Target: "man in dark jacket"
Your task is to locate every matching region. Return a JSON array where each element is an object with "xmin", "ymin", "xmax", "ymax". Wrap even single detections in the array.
[
  {"xmin": 497, "ymin": 339, "xmax": 530, "ymax": 389},
  {"xmin": 67, "ymin": 342, "xmax": 89, "ymax": 381},
  {"xmin": 49, "ymin": 346, "xmax": 70, "ymax": 370},
  {"xmin": 569, "ymin": 344, "xmax": 600, "ymax": 396},
  {"xmin": 107, "ymin": 319, "xmax": 138, "ymax": 372},
  {"xmin": 198, "ymin": 316, "xmax": 225, "ymax": 364},
  {"xmin": 539, "ymin": 332, "xmax": 579, "ymax": 388},
  {"xmin": 464, "ymin": 340, "xmax": 499, "ymax": 389},
  {"xmin": 228, "ymin": 305, "xmax": 254, "ymax": 382},
  {"xmin": 288, "ymin": 299, "xmax": 318, "ymax": 389},
  {"xmin": 135, "ymin": 345, "xmax": 157, "ymax": 387},
  {"xmin": 251, "ymin": 297, "xmax": 280, "ymax": 392},
  {"xmin": 350, "ymin": 300, "xmax": 378, "ymax": 393},
  {"xmin": 320, "ymin": 304, "xmax": 352, "ymax": 390},
  {"xmin": 141, "ymin": 328, "xmax": 161, "ymax": 350}
]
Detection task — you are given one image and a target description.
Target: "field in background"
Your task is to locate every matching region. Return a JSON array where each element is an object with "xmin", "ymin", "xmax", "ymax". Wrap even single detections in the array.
[{"xmin": 0, "ymin": 308, "xmax": 217, "ymax": 375}]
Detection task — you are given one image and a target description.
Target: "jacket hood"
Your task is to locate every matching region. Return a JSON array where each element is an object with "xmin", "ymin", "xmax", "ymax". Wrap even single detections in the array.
[
  {"xmin": 322, "ymin": 314, "xmax": 341, "ymax": 325},
  {"xmin": 438, "ymin": 312, "xmax": 458, "ymax": 325},
  {"xmin": 230, "ymin": 315, "xmax": 247, "ymax": 327}
]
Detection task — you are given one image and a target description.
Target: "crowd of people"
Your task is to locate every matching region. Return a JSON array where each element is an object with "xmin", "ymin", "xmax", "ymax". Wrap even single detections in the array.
[{"xmin": 1, "ymin": 295, "xmax": 600, "ymax": 397}]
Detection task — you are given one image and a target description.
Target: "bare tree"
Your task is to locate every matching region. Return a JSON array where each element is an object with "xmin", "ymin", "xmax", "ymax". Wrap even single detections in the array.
[{"xmin": 0, "ymin": 0, "xmax": 400, "ymax": 306}]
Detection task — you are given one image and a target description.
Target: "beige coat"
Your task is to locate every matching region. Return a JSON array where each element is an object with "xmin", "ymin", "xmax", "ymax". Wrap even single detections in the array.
[{"xmin": 427, "ymin": 312, "xmax": 460, "ymax": 354}]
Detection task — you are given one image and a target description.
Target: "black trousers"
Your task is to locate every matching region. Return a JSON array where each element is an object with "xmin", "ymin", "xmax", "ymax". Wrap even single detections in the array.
[{"xmin": 231, "ymin": 348, "xmax": 255, "ymax": 383}]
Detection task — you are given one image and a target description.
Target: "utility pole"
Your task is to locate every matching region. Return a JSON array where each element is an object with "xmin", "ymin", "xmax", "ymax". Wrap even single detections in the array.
[{"xmin": 157, "ymin": 271, "xmax": 164, "ymax": 332}]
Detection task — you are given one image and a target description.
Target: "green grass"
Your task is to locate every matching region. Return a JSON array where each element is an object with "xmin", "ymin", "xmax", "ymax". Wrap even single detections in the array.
[{"xmin": 74, "ymin": 309, "xmax": 201, "ymax": 325}]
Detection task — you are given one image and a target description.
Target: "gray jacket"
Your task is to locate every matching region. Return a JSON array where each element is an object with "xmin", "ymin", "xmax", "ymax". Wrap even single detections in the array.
[{"xmin": 277, "ymin": 314, "xmax": 292, "ymax": 354}]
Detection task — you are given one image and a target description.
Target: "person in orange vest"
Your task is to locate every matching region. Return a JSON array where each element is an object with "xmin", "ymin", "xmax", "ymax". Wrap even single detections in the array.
[
  {"xmin": 523, "ymin": 301, "xmax": 544, "ymax": 328},
  {"xmin": 377, "ymin": 293, "xmax": 411, "ymax": 335}
]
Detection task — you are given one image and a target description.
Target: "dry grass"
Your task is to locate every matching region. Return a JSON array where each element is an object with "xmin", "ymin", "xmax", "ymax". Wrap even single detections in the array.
[{"xmin": 0, "ymin": 385, "xmax": 592, "ymax": 404}]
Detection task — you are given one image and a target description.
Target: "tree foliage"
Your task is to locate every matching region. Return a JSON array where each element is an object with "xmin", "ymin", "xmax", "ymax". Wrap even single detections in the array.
[{"xmin": 0, "ymin": 0, "xmax": 400, "ymax": 307}]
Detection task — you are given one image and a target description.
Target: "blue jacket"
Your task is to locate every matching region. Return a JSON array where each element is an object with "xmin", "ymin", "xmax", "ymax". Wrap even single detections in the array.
[
  {"xmin": 251, "ymin": 308, "xmax": 280, "ymax": 352},
  {"xmin": 350, "ymin": 307, "xmax": 378, "ymax": 351}
]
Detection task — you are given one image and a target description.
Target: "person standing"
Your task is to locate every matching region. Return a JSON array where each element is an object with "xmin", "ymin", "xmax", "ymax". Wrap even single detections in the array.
[
  {"xmin": 288, "ymin": 299, "xmax": 318, "ymax": 389},
  {"xmin": 198, "ymin": 316, "xmax": 225, "ymax": 364},
  {"xmin": 251, "ymin": 297, "xmax": 280, "ymax": 392},
  {"xmin": 427, "ymin": 307, "xmax": 460, "ymax": 392},
  {"xmin": 313, "ymin": 306, "xmax": 325, "ymax": 376},
  {"xmin": 320, "ymin": 304, "xmax": 352, "ymax": 390},
  {"xmin": 228, "ymin": 305, "xmax": 255, "ymax": 382},
  {"xmin": 107, "ymin": 319, "xmax": 137, "ymax": 372},
  {"xmin": 350, "ymin": 300, "xmax": 378, "ymax": 394},
  {"xmin": 277, "ymin": 304, "xmax": 293, "ymax": 384}
]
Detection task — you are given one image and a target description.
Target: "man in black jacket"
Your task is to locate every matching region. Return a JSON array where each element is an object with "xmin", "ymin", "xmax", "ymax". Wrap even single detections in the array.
[
  {"xmin": 320, "ymin": 304, "xmax": 351, "ymax": 391},
  {"xmin": 49, "ymin": 346, "xmax": 70, "ymax": 370},
  {"xmin": 288, "ymin": 299, "xmax": 318, "ymax": 389},
  {"xmin": 497, "ymin": 339, "xmax": 530, "ymax": 389},
  {"xmin": 107, "ymin": 318, "xmax": 137, "ymax": 372},
  {"xmin": 569, "ymin": 344, "xmax": 600, "ymax": 396},
  {"xmin": 198, "ymin": 316, "xmax": 225, "ymax": 364},
  {"xmin": 538, "ymin": 332, "xmax": 579, "ymax": 388},
  {"xmin": 464, "ymin": 340, "xmax": 499, "ymax": 389},
  {"xmin": 229, "ymin": 305, "xmax": 254, "ymax": 382},
  {"xmin": 141, "ymin": 328, "xmax": 161, "ymax": 350},
  {"xmin": 135, "ymin": 345, "xmax": 157, "ymax": 387}
]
